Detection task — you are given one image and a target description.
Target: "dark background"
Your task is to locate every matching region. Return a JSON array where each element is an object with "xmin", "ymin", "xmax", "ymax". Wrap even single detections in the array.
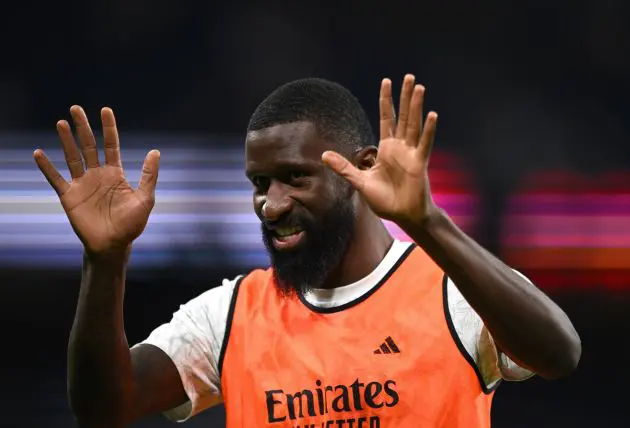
[{"xmin": 1, "ymin": 1, "xmax": 629, "ymax": 427}]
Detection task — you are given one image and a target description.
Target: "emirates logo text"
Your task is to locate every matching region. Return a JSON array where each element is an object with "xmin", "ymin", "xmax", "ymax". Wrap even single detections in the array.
[{"xmin": 265, "ymin": 378, "xmax": 399, "ymax": 427}]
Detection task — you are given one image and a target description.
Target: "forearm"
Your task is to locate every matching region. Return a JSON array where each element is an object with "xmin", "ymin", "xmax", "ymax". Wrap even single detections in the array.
[
  {"xmin": 67, "ymin": 249, "xmax": 134, "ymax": 426},
  {"xmin": 402, "ymin": 207, "xmax": 581, "ymax": 379}
]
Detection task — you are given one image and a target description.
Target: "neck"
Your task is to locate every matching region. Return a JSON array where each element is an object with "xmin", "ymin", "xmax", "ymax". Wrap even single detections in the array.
[{"xmin": 320, "ymin": 208, "xmax": 394, "ymax": 289}]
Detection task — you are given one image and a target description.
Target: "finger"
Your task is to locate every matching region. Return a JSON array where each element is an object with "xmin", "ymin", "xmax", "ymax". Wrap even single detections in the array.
[
  {"xmin": 70, "ymin": 105, "xmax": 100, "ymax": 169},
  {"xmin": 101, "ymin": 107, "xmax": 123, "ymax": 168},
  {"xmin": 321, "ymin": 150, "xmax": 365, "ymax": 191},
  {"xmin": 379, "ymin": 78, "xmax": 395, "ymax": 140},
  {"xmin": 395, "ymin": 74, "xmax": 416, "ymax": 140},
  {"xmin": 56, "ymin": 120, "xmax": 84, "ymax": 179},
  {"xmin": 33, "ymin": 149, "xmax": 70, "ymax": 196},
  {"xmin": 405, "ymin": 85, "xmax": 425, "ymax": 146},
  {"xmin": 137, "ymin": 150, "xmax": 161, "ymax": 199},
  {"xmin": 418, "ymin": 112, "xmax": 438, "ymax": 163}
]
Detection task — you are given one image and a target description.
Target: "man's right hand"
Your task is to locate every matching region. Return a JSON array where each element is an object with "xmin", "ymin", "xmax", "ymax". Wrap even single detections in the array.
[{"xmin": 34, "ymin": 105, "xmax": 160, "ymax": 256}]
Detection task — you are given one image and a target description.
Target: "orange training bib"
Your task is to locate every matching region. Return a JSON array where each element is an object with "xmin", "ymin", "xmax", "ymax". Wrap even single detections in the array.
[{"xmin": 220, "ymin": 245, "xmax": 494, "ymax": 427}]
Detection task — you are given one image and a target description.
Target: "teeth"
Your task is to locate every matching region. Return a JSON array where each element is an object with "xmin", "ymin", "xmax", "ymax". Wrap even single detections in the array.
[{"xmin": 276, "ymin": 226, "xmax": 302, "ymax": 237}]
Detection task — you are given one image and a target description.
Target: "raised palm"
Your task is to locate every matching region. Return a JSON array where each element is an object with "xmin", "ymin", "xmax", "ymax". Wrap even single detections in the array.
[
  {"xmin": 34, "ymin": 106, "xmax": 160, "ymax": 255},
  {"xmin": 322, "ymin": 75, "xmax": 438, "ymax": 226}
]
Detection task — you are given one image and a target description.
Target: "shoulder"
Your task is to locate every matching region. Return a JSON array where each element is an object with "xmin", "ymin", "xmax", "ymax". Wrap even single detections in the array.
[
  {"xmin": 139, "ymin": 275, "xmax": 246, "ymax": 350},
  {"xmin": 183, "ymin": 269, "xmax": 273, "ymax": 320},
  {"xmin": 166, "ymin": 275, "xmax": 243, "ymax": 332},
  {"xmin": 445, "ymin": 269, "xmax": 535, "ymax": 387},
  {"xmin": 444, "ymin": 268, "xmax": 533, "ymax": 350},
  {"xmin": 183, "ymin": 276, "xmax": 243, "ymax": 313},
  {"xmin": 444, "ymin": 274, "xmax": 485, "ymax": 364}
]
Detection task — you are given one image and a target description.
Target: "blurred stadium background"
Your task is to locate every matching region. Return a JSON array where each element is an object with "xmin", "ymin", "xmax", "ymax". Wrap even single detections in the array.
[{"xmin": 1, "ymin": 1, "xmax": 628, "ymax": 427}]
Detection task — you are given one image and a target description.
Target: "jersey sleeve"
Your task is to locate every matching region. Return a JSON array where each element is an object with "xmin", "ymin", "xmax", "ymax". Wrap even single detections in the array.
[
  {"xmin": 132, "ymin": 276, "xmax": 240, "ymax": 422},
  {"xmin": 446, "ymin": 270, "xmax": 535, "ymax": 390}
]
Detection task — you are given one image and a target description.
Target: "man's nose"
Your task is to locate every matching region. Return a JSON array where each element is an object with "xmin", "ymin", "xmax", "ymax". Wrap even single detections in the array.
[{"xmin": 262, "ymin": 182, "xmax": 293, "ymax": 222}]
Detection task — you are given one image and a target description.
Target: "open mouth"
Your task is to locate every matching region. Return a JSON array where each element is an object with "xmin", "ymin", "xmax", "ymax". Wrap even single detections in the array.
[{"xmin": 271, "ymin": 226, "xmax": 306, "ymax": 250}]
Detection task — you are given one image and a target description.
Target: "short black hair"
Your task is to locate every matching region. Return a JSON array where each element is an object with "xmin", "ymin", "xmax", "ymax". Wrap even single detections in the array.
[{"xmin": 247, "ymin": 78, "xmax": 376, "ymax": 154}]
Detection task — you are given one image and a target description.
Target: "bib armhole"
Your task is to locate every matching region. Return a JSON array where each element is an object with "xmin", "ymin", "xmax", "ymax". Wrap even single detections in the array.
[
  {"xmin": 218, "ymin": 275, "xmax": 245, "ymax": 378},
  {"xmin": 442, "ymin": 274, "xmax": 501, "ymax": 395}
]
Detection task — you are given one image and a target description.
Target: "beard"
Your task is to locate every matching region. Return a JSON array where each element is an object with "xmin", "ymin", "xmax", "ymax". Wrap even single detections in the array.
[{"xmin": 261, "ymin": 189, "xmax": 355, "ymax": 298}]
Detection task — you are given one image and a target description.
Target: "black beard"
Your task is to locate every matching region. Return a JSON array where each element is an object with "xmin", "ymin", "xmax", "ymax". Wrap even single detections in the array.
[{"xmin": 261, "ymin": 196, "xmax": 355, "ymax": 298}]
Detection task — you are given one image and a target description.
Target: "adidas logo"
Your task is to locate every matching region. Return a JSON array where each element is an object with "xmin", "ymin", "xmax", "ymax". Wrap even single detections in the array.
[{"xmin": 374, "ymin": 336, "xmax": 401, "ymax": 354}]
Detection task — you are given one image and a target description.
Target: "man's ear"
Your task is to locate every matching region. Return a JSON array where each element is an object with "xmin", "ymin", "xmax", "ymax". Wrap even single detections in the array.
[{"xmin": 353, "ymin": 146, "xmax": 378, "ymax": 171}]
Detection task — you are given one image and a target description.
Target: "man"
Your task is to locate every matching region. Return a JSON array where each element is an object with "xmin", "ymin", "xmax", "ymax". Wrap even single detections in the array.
[{"xmin": 34, "ymin": 75, "xmax": 581, "ymax": 427}]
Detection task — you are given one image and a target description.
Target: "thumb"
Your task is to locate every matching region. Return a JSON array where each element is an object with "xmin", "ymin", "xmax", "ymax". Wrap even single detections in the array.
[
  {"xmin": 137, "ymin": 149, "xmax": 160, "ymax": 199},
  {"xmin": 322, "ymin": 151, "xmax": 364, "ymax": 190}
]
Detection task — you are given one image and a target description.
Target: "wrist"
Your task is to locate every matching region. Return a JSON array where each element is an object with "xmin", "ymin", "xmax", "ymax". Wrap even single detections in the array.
[
  {"xmin": 84, "ymin": 245, "xmax": 131, "ymax": 268},
  {"xmin": 398, "ymin": 204, "xmax": 445, "ymax": 237}
]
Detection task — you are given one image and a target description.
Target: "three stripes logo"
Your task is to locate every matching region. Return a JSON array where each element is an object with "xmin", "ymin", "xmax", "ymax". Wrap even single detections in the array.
[{"xmin": 374, "ymin": 336, "xmax": 401, "ymax": 354}]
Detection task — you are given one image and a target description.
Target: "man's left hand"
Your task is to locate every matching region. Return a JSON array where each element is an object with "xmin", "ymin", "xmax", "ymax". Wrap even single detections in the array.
[{"xmin": 322, "ymin": 74, "xmax": 439, "ymax": 227}]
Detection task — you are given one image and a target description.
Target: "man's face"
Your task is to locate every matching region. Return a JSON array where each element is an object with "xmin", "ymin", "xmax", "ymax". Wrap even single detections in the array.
[{"xmin": 245, "ymin": 121, "xmax": 356, "ymax": 296}]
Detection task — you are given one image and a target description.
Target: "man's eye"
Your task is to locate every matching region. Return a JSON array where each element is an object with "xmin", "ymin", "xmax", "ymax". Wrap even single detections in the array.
[
  {"xmin": 252, "ymin": 176, "xmax": 270, "ymax": 190},
  {"xmin": 289, "ymin": 171, "xmax": 306, "ymax": 181}
]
